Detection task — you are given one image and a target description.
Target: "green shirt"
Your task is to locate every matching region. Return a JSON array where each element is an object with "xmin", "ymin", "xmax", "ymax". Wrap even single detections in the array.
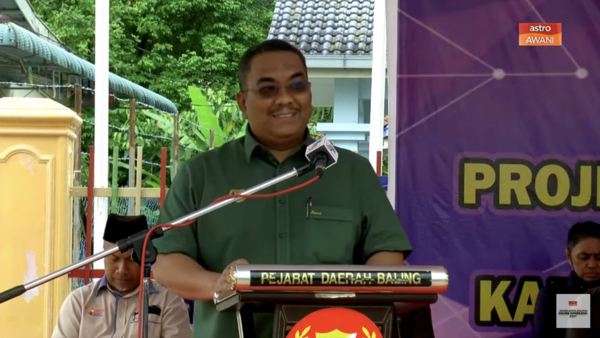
[{"xmin": 154, "ymin": 130, "xmax": 412, "ymax": 338}]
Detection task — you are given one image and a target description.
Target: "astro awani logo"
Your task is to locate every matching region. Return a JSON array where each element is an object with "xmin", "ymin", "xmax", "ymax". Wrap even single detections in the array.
[{"xmin": 286, "ymin": 307, "xmax": 382, "ymax": 338}]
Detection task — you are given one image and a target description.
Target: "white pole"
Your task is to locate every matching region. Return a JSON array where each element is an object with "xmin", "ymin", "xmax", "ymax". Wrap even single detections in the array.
[
  {"xmin": 93, "ymin": 0, "xmax": 110, "ymax": 270},
  {"xmin": 385, "ymin": 0, "xmax": 398, "ymax": 206},
  {"xmin": 368, "ymin": 0, "xmax": 387, "ymax": 174}
]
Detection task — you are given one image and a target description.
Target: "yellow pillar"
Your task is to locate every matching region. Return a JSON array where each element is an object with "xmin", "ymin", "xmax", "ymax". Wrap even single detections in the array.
[{"xmin": 0, "ymin": 97, "xmax": 82, "ymax": 337}]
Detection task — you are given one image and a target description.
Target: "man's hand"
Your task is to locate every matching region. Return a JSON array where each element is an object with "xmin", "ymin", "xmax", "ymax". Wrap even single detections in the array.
[{"xmin": 213, "ymin": 258, "xmax": 249, "ymax": 295}]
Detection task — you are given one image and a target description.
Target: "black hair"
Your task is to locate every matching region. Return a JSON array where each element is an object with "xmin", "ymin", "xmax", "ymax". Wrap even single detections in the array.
[
  {"xmin": 567, "ymin": 221, "xmax": 600, "ymax": 251},
  {"xmin": 238, "ymin": 39, "xmax": 307, "ymax": 90}
]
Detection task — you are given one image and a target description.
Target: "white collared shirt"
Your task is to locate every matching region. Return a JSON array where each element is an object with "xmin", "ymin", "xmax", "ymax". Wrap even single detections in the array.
[{"xmin": 51, "ymin": 276, "xmax": 192, "ymax": 338}]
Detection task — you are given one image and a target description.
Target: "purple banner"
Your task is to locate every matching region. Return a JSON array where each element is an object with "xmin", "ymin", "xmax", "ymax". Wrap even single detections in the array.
[{"xmin": 394, "ymin": 0, "xmax": 600, "ymax": 337}]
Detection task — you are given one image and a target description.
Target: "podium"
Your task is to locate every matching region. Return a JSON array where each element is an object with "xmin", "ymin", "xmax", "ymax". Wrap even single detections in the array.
[{"xmin": 214, "ymin": 264, "xmax": 449, "ymax": 338}]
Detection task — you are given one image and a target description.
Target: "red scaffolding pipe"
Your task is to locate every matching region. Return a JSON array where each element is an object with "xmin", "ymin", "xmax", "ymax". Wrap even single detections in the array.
[
  {"xmin": 160, "ymin": 147, "xmax": 167, "ymax": 210},
  {"xmin": 69, "ymin": 269, "xmax": 104, "ymax": 279},
  {"xmin": 84, "ymin": 146, "xmax": 94, "ymax": 284},
  {"xmin": 69, "ymin": 146, "xmax": 103, "ymax": 282}
]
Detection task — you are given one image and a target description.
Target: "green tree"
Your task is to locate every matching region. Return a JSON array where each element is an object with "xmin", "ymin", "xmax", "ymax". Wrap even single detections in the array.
[
  {"xmin": 32, "ymin": 1, "xmax": 339, "ymax": 188},
  {"xmin": 31, "ymin": 0, "xmax": 275, "ymax": 186},
  {"xmin": 31, "ymin": 0, "xmax": 275, "ymax": 105}
]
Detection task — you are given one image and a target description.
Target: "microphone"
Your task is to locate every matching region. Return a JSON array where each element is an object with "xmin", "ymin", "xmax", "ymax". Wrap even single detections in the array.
[{"xmin": 305, "ymin": 137, "xmax": 339, "ymax": 176}]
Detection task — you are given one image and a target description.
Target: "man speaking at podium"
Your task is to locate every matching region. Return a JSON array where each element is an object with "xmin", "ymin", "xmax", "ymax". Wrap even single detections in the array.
[{"xmin": 153, "ymin": 39, "xmax": 412, "ymax": 338}]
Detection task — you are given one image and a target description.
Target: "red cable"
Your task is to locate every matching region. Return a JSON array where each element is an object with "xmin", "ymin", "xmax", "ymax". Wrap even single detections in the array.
[{"xmin": 136, "ymin": 175, "xmax": 320, "ymax": 337}]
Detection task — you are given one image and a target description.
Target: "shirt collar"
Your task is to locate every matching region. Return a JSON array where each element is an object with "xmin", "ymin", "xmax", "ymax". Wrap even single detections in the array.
[
  {"xmin": 566, "ymin": 271, "xmax": 600, "ymax": 290},
  {"xmin": 96, "ymin": 275, "xmax": 158, "ymax": 297},
  {"xmin": 243, "ymin": 126, "xmax": 313, "ymax": 163}
]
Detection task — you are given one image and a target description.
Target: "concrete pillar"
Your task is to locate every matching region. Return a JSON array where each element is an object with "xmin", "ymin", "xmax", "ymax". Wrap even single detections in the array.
[
  {"xmin": 333, "ymin": 78, "xmax": 360, "ymax": 151},
  {"xmin": 0, "ymin": 97, "xmax": 82, "ymax": 337}
]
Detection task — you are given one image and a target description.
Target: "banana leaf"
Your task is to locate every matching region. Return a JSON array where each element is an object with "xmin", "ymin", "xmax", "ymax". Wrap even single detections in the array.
[{"xmin": 189, "ymin": 86, "xmax": 226, "ymax": 147}]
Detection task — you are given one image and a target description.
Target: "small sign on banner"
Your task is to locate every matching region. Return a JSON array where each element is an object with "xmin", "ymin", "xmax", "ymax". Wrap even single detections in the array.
[
  {"xmin": 519, "ymin": 23, "xmax": 562, "ymax": 46},
  {"xmin": 556, "ymin": 294, "xmax": 590, "ymax": 329}
]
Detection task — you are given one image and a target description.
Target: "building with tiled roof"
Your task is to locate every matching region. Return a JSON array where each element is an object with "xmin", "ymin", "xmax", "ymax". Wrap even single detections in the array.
[{"xmin": 268, "ymin": 0, "xmax": 387, "ymax": 159}]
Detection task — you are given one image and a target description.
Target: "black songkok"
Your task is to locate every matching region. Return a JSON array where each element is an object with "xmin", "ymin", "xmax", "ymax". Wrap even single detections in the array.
[{"xmin": 102, "ymin": 214, "xmax": 148, "ymax": 243}]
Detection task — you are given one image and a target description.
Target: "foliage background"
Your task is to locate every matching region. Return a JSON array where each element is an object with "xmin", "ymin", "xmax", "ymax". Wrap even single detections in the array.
[
  {"xmin": 32, "ymin": 0, "xmax": 339, "ymax": 187},
  {"xmin": 31, "ymin": 0, "xmax": 271, "ymax": 186}
]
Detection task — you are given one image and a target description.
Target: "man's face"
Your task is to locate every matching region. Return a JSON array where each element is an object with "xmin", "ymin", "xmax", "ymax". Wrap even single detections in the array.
[
  {"xmin": 566, "ymin": 237, "xmax": 600, "ymax": 282},
  {"xmin": 104, "ymin": 241, "xmax": 140, "ymax": 294},
  {"xmin": 236, "ymin": 51, "xmax": 312, "ymax": 148}
]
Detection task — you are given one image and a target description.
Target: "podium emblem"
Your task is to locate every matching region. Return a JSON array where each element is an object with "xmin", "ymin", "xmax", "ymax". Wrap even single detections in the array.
[{"xmin": 287, "ymin": 308, "xmax": 382, "ymax": 338}]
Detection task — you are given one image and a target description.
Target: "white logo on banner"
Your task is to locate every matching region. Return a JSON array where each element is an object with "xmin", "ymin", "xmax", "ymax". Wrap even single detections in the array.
[{"xmin": 556, "ymin": 294, "xmax": 590, "ymax": 328}]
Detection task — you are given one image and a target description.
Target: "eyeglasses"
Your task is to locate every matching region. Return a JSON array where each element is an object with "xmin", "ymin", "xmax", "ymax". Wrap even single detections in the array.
[{"xmin": 244, "ymin": 80, "xmax": 311, "ymax": 99}]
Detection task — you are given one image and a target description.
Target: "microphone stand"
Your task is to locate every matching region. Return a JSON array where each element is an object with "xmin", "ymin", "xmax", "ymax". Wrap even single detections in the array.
[{"xmin": 0, "ymin": 163, "xmax": 316, "ymax": 338}]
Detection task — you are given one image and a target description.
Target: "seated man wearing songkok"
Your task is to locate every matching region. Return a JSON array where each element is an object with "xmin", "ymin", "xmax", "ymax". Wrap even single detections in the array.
[
  {"xmin": 52, "ymin": 214, "xmax": 192, "ymax": 338},
  {"xmin": 532, "ymin": 221, "xmax": 600, "ymax": 338}
]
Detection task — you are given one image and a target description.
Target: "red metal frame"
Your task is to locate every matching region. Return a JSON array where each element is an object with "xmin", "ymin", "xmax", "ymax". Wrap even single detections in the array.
[
  {"xmin": 68, "ymin": 269, "xmax": 104, "ymax": 279},
  {"xmin": 160, "ymin": 147, "xmax": 167, "ymax": 209},
  {"xmin": 69, "ymin": 145, "xmax": 167, "ymax": 282},
  {"xmin": 84, "ymin": 146, "xmax": 94, "ymax": 284},
  {"xmin": 69, "ymin": 269, "xmax": 154, "ymax": 279},
  {"xmin": 68, "ymin": 146, "xmax": 96, "ymax": 282},
  {"xmin": 67, "ymin": 146, "xmax": 106, "ymax": 281}
]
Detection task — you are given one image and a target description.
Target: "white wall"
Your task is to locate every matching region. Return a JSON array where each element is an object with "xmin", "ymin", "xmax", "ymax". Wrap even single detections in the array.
[{"xmin": 315, "ymin": 77, "xmax": 388, "ymax": 159}]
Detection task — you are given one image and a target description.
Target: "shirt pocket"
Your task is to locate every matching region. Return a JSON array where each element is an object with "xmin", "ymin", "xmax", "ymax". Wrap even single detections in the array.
[
  {"xmin": 130, "ymin": 313, "xmax": 162, "ymax": 324},
  {"xmin": 128, "ymin": 313, "xmax": 163, "ymax": 338},
  {"xmin": 303, "ymin": 205, "xmax": 358, "ymax": 264}
]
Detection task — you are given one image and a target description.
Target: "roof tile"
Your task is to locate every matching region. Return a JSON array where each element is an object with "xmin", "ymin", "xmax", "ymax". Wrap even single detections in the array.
[{"xmin": 267, "ymin": 0, "xmax": 374, "ymax": 55}]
